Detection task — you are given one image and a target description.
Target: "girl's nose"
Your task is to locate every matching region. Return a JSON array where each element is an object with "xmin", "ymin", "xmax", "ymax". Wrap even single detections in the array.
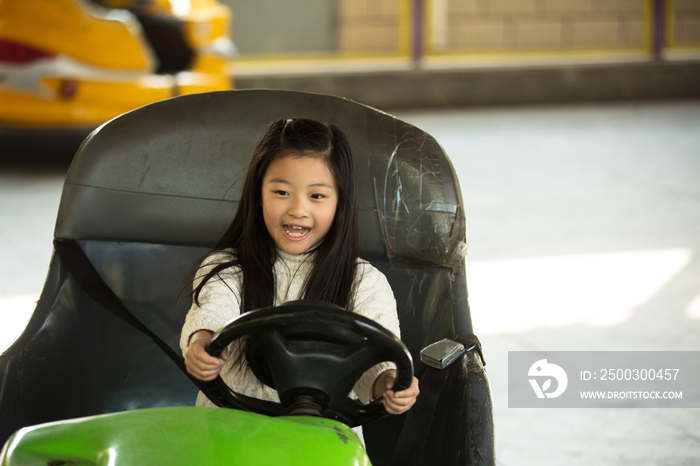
[{"xmin": 288, "ymin": 197, "xmax": 308, "ymax": 218}]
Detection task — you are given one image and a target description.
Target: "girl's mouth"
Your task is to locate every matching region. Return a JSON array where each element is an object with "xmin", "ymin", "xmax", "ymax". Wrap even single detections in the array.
[{"xmin": 283, "ymin": 225, "xmax": 310, "ymax": 238}]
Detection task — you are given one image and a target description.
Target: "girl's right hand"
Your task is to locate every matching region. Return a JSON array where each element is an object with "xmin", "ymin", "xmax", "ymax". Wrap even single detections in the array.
[{"xmin": 184, "ymin": 330, "xmax": 228, "ymax": 381}]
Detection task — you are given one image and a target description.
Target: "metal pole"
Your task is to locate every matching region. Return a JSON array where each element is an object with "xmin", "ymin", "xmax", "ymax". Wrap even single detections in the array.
[
  {"xmin": 653, "ymin": 0, "xmax": 665, "ymax": 60},
  {"xmin": 412, "ymin": 0, "xmax": 423, "ymax": 68}
]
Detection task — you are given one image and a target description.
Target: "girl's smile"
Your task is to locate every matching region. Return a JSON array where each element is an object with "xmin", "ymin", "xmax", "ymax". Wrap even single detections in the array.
[
  {"xmin": 262, "ymin": 153, "xmax": 338, "ymax": 255},
  {"xmin": 283, "ymin": 225, "xmax": 310, "ymax": 238}
]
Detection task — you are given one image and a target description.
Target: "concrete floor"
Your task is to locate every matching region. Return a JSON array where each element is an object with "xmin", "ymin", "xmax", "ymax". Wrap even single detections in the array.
[
  {"xmin": 1, "ymin": 99, "xmax": 699, "ymax": 464},
  {"xmin": 394, "ymin": 100, "xmax": 700, "ymax": 466}
]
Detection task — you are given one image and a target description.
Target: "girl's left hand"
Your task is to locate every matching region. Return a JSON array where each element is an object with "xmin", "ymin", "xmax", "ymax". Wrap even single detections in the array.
[{"xmin": 372, "ymin": 370, "xmax": 420, "ymax": 415}]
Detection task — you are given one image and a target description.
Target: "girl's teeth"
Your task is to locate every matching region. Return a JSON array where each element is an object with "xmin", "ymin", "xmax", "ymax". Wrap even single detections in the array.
[{"xmin": 284, "ymin": 226, "xmax": 309, "ymax": 237}]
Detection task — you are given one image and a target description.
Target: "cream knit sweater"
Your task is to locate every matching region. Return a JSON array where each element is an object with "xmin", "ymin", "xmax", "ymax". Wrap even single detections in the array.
[{"xmin": 180, "ymin": 248, "xmax": 400, "ymax": 411}]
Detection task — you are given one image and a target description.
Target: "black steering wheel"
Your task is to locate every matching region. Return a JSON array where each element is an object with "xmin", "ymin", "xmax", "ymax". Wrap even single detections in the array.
[{"xmin": 204, "ymin": 300, "xmax": 413, "ymax": 427}]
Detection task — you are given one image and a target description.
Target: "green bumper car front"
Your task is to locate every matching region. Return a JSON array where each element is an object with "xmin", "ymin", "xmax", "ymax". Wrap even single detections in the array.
[{"xmin": 0, "ymin": 406, "xmax": 369, "ymax": 465}]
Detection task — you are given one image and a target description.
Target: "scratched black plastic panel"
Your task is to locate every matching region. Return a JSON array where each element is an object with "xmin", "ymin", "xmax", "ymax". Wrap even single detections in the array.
[{"xmin": 54, "ymin": 90, "xmax": 465, "ymax": 269}]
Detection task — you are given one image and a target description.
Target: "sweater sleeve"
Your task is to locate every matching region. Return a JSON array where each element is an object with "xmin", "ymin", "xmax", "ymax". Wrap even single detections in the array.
[
  {"xmin": 179, "ymin": 251, "xmax": 242, "ymax": 357},
  {"xmin": 350, "ymin": 261, "xmax": 401, "ymax": 404}
]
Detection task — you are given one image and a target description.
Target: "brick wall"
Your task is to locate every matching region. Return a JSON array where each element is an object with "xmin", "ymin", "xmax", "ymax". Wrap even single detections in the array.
[
  {"xmin": 672, "ymin": 0, "xmax": 700, "ymax": 46},
  {"xmin": 338, "ymin": 0, "xmax": 400, "ymax": 52},
  {"xmin": 442, "ymin": 0, "xmax": 646, "ymax": 51},
  {"xmin": 335, "ymin": 0, "xmax": 697, "ymax": 55}
]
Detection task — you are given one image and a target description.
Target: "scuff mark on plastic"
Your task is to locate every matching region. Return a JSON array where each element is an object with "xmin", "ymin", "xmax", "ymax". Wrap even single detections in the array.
[
  {"xmin": 420, "ymin": 268, "xmax": 457, "ymax": 347},
  {"xmin": 373, "ymin": 178, "xmax": 394, "ymax": 262},
  {"xmin": 383, "ymin": 143, "xmax": 399, "ymax": 217},
  {"xmin": 137, "ymin": 165, "xmax": 151, "ymax": 189},
  {"xmin": 371, "ymin": 117, "xmax": 468, "ymax": 274},
  {"xmin": 0, "ymin": 364, "xmax": 10, "ymax": 407},
  {"xmin": 447, "ymin": 241, "xmax": 468, "ymax": 271},
  {"xmin": 406, "ymin": 272, "xmax": 431, "ymax": 317},
  {"xmin": 405, "ymin": 274, "xmax": 418, "ymax": 317},
  {"xmin": 16, "ymin": 356, "xmax": 24, "ymax": 395},
  {"xmin": 333, "ymin": 426, "xmax": 349, "ymax": 444}
]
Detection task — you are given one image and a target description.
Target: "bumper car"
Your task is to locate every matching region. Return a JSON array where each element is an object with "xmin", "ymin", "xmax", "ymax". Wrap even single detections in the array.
[
  {"xmin": 0, "ymin": 0, "xmax": 235, "ymax": 129},
  {"xmin": 0, "ymin": 90, "xmax": 494, "ymax": 465}
]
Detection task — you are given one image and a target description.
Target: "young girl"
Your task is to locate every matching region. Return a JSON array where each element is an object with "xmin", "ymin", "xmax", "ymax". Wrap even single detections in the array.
[{"xmin": 180, "ymin": 118, "xmax": 419, "ymax": 438}]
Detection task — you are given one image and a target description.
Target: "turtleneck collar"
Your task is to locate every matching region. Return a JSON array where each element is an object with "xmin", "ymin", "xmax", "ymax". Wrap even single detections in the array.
[
  {"xmin": 275, "ymin": 240, "xmax": 322, "ymax": 263},
  {"xmin": 275, "ymin": 244, "xmax": 318, "ymax": 265}
]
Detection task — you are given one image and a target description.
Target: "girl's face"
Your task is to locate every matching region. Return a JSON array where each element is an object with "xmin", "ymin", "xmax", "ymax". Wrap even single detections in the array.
[{"xmin": 262, "ymin": 153, "xmax": 338, "ymax": 255}]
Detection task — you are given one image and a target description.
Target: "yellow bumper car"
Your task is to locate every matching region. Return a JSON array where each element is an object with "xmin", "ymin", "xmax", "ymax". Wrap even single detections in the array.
[{"xmin": 0, "ymin": 0, "xmax": 235, "ymax": 129}]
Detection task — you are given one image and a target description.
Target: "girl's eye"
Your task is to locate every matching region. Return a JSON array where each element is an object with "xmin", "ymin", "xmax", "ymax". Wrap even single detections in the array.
[
  {"xmin": 311, "ymin": 193, "xmax": 325, "ymax": 200},
  {"xmin": 274, "ymin": 190, "xmax": 289, "ymax": 196}
]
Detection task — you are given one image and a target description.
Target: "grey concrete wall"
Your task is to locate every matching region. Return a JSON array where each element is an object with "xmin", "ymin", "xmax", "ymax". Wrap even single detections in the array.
[{"xmin": 235, "ymin": 60, "xmax": 700, "ymax": 110}]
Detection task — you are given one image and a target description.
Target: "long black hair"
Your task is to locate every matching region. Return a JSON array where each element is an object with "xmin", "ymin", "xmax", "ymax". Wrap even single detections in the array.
[{"xmin": 192, "ymin": 118, "xmax": 360, "ymax": 313}]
